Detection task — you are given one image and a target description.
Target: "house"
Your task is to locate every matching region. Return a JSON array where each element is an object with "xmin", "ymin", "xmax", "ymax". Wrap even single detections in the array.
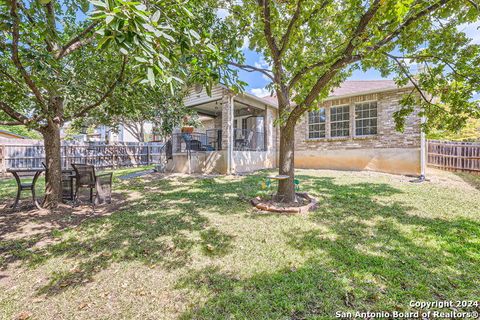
[
  {"xmin": 166, "ymin": 84, "xmax": 278, "ymax": 174},
  {"xmin": 165, "ymin": 81, "xmax": 425, "ymax": 176},
  {"xmin": 0, "ymin": 129, "xmax": 28, "ymax": 140}
]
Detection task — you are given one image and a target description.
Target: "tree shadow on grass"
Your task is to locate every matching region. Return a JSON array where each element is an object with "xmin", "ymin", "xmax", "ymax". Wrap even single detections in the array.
[
  {"xmin": 0, "ymin": 173, "xmax": 256, "ymax": 296},
  {"xmin": 180, "ymin": 177, "xmax": 480, "ymax": 319}
]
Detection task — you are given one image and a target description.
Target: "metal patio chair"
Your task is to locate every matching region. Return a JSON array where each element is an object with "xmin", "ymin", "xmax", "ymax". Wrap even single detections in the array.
[
  {"xmin": 42, "ymin": 162, "xmax": 75, "ymax": 202},
  {"xmin": 71, "ymin": 164, "xmax": 113, "ymax": 206}
]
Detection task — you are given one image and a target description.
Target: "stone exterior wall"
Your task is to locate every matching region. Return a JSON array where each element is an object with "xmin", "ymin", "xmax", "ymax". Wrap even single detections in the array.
[{"xmin": 294, "ymin": 89, "xmax": 421, "ymax": 151}]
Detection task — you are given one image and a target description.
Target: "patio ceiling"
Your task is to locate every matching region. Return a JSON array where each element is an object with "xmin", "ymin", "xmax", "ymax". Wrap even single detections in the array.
[{"xmin": 191, "ymin": 99, "xmax": 265, "ymax": 118}]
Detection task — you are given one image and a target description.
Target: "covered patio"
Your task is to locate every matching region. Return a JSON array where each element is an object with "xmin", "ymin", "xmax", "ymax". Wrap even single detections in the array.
[{"xmin": 167, "ymin": 85, "xmax": 278, "ymax": 174}]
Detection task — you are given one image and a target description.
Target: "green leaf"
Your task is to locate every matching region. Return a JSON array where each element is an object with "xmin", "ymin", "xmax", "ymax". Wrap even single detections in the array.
[
  {"xmin": 105, "ymin": 15, "xmax": 114, "ymax": 25},
  {"xmin": 151, "ymin": 11, "xmax": 161, "ymax": 23},
  {"xmin": 134, "ymin": 57, "xmax": 148, "ymax": 63},
  {"xmin": 89, "ymin": 0, "xmax": 108, "ymax": 9},
  {"xmin": 39, "ymin": 0, "xmax": 52, "ymax": 4},
  {"xmin": 147, "ymin": 68, "xmax": 155, "ymax": 87},
  {"xmin": 189, "ymin": 29, "xmax": 201, "ymax": 40}
]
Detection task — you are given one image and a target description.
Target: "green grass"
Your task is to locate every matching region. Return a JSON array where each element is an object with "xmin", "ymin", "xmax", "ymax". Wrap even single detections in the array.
[
  {"xmin": 0, "ymin": 165, "xmax": 154, "ymax": 205},
  {"xmin": 0, "ymin": 169, "xmax": 479, "ymax": 319}
]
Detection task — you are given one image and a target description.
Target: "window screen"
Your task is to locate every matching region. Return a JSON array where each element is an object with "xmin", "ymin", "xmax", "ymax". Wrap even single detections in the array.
[
  {"xmin": 355, "ymin": 102, "xmax": 377, "ymax": 136},
  {"xmin": 330, "ymin": 105, "xmax": 350, "ymax": 137},
  {"xmin": 308, "ymin": 109, "xmax": 326, "ymax": 139}
]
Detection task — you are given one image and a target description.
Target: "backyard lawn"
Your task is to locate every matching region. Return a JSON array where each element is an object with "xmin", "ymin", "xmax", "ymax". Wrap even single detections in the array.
[{"xmin": 0, "ymin": 168, "xmax": 479, "ymax": 319}]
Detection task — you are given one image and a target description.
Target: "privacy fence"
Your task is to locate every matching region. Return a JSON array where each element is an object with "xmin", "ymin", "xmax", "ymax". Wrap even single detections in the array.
[
  {"xmin": 0, "ymin": 140, "xmax": 165, "ymax": 176},
  {"xmin": 427, "ymin": 140, "xmax": 480, "ymax": 173}
]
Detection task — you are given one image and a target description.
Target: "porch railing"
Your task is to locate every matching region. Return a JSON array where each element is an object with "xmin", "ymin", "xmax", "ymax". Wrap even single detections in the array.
[
  {"xmin": 172, "ymin": 132, "xmax": 219, "ymax": 153},
  {"xmin": 170, "ymin": 129, "xmax": 266, "ymax": 153}
]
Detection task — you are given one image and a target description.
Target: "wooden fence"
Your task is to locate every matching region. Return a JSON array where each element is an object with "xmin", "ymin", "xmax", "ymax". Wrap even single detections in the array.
[
  {"xmin": 0, "ymin": 141, "xmax": 165, "ymax": 176},
  {"xmin": 427, "ymin": 140, "xmax": 480, "ymax": 173}
]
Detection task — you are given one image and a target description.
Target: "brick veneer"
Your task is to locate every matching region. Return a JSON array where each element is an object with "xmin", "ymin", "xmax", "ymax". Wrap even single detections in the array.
[{"xmin": 294, "ymin": 89, "xmax": 421, "ymax": 151}]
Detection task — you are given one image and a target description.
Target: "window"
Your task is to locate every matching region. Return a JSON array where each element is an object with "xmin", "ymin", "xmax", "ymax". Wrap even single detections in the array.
[
  {"xmin": 308, "ymin": 108, "xmax": 326, "ymax": 139},
  {"xmin": 330, "ymin": 105, "xmax": 350, "ymax": 137},
  {"xmin": 355, "ymin": 102, "xmax": 377, "ymax": 136}
]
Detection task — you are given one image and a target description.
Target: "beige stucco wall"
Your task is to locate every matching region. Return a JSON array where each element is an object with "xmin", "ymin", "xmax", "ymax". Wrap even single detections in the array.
[
  {"xmin": 167, "ymin": 151, "xmax": 227, "ymax": 174},
  {"xmin": 167, "ymin": 150, "xmax": 277, "ymax": 174},
  {"xmin": 295, "ymin": 148, "xmax": 421, "ymax": 175},
  {"xmin": 293, "ymin": 89, "xmax": 422, "ymax": 175},
  {"xmin": 233, "ymin": 151, "xmax": 276, "ymax": 173}
]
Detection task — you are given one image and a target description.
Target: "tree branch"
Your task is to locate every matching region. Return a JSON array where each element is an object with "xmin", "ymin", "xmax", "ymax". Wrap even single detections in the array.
[
  {"xmin": 44, "ymin": 1, "xmax": 60, "ymax": 52},
  {"xmin": 288, "ymin": 60, "xmax": 328, "ymax": 89},
  {"xmin": 228, "ymin": 61, "xmax": 275, "ymax": 81},
  {"xmin": 0, "ymin": 69, "xmax": 23, "ymax": 87},
  {"xmin": 0, "ymin": 101, "xmax": 32, "ymax": 124},
  {"xmin": 57, "ymin": 21, "xmax": 99, "ymax": 59},
  {"xmin": 385, "ymin": 52, "xmax": 436, "ymax": 105},
  {"xmin": 259, "ymin": 0, "xmax": 280, "ymax": 60},
  {"xmin": 287, "ymin": 0, "xmax": 381, "ymax": 123},
  {"xmin": 18, "ymin": 0, "xmax": 53, "ymax": 50},
  {"xmin": 366, "ymin": 0, "xmax": 450, "ymax": 52},
  {"xmin": 0, "ymin": 121, "xmax": 23, "ymax": 125},
  {"xmin": 71, "ymin": 56, "xmax": 128, "ymax": 119},
  {"xmin": 466, "ymin": 0, "xmax": 479, "ymax": 10},
  {"xmin": 9, "ymin": 0, "xmax": 46, "ymax": 106},
  {"xmin": 389, "ymin": 53, "xmax": 473, "ymax": 80},
  {"xmin": 278, "ymin": 0, "xmax": 303, "ymax": 57}
]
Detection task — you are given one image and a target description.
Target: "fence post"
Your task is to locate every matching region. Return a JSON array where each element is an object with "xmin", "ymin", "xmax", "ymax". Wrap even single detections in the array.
[
  {"xmin": 0, "ymin": 144, "xmax": 5, "ymax": 176},
  {"xmin": 146, "ymin": 143, "xmax": 150, "ymax": 165}
]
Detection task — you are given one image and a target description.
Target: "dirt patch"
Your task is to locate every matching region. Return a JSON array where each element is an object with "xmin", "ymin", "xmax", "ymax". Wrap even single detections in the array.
[
  {"xmin": 0, "ymin": 191, "xmax": 142, "ymax": 242},
  {"xmin": 251, "ymin": 192, "xmax": 318, "ymax": 214}
]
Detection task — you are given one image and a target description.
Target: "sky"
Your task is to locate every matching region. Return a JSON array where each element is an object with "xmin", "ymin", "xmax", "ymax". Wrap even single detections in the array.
[{"xmin": 240, "ymin": 21, "xmax": 480, "ymax": 98}]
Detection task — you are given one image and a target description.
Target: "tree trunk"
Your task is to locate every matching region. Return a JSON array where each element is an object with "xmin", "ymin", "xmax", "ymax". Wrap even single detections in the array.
[
  {"xmin": 277, "ymin": 121, "xmax": 296, "ymax": 203},
  {"xmin": 139, "ymin": 123, "xmax": 145, "ymax": 142},
  {"xmin": 42, "ymin": 122, "xmax": 63, "ymax": 208}
]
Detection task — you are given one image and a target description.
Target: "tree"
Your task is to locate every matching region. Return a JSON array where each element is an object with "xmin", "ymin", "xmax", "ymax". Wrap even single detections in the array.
[
  {"xmin": 0, "ymin": 0, "xmax": 234, "ymax": 206},
  {"xmin": 84, "ymin": 77, "xmax": 194, "ymax": 142},
  {"xmin": 225, "ymin": 0, "xmax": 480, "ymax": 202}
]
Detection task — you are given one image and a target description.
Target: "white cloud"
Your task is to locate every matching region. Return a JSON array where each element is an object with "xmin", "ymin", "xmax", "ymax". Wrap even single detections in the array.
[
  {"xmin": 254, "ymin": 57, "xmax": 273, "ymax": 81},
  {"xmin": 241, "ymin": 36, "xmax": 250, "ymax": 50},
  {"xmin": 459, "ymin": 21, "xmax": 480, "ymax": 44},
  {"xmin": 250, "ymin": 87, "xmax": 271, "ymax": 97}
]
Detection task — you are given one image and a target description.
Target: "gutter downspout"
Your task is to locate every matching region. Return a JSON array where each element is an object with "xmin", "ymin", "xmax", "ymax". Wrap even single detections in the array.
[
  {"xmin": 419, "ymin": 115, "xmax": 427, "ymax": 181},
  {"xmin": 226, "ymin": 95, "xmax": 235, "ymax": 174}
]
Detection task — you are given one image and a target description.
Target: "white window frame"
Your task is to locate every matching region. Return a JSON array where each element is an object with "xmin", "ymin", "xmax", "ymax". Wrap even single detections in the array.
[
  {"xmin": 330, "ymin": 105, "xmax": 350, "ymax": 138},
  {"xmin": 354, "ymin": 101, "xmax": 378, "ymax": 136},
  {"xmin": 307, "ymin": 108, "xmax": 326, "ymax": 139}
]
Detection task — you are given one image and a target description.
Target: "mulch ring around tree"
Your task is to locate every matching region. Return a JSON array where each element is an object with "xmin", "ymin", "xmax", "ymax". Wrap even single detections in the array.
[{"xmin": 251, "ymin": 192, "xmax": 318, "ymax": 214}]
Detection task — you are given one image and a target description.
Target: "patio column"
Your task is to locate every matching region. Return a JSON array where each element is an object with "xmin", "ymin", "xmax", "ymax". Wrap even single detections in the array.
[
  {"xmin": 221, "ymin": 93, "xmax": 235, "ymax": 174},
  {"xmin": 265, "ymin": 106, "xmax": 275, "ymax": 152}
]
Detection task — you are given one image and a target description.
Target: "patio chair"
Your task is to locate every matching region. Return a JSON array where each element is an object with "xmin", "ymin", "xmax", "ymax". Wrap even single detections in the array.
[
  {"xmin": 240, "ymin": 130, "xmax": 255, "ymax": 150},
  {"xmin": 42, "ymin": 162, "xmax": 75, "ymax": 201},
  {"xmin": 71, "ymin": 164, "xmax": 113, "ymax": 206}
]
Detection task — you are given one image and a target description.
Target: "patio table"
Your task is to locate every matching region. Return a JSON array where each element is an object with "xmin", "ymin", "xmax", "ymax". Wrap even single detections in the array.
[{"xmin": 7, "ymin": 168, "xmax": 45, "ymax": 210}]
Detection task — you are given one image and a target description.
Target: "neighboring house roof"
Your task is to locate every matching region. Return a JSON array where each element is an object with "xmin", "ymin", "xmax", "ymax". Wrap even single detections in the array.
[
  {"xmin": 260, "ymin": 80, "xmax": 409, "ymax": 104},
  {"xmin": 0, "ymin": 129, "xmax": 27, "ymax": 139}
]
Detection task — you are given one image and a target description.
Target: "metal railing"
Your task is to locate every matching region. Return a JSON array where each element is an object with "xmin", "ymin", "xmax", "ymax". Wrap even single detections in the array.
[
  {"xmin": 233, "ymin": 129, "xmax": 265, "ymax": 151},
  {"xmin": 171, "ymin": 132, "xmax": 221, "ymax": 153},
  {"xmin": 169, "ymin": 129, "xmax": 266, "ymax": 154},
  {"xmin": 206, "ymin": 129, "xmax": 222, "ymax": 151}
]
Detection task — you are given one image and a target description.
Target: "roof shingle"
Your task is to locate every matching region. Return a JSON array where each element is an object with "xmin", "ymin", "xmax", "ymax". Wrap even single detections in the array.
[{"xmin": 260, "ymin": 80, "xmax": 401, "ymax": 105}]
